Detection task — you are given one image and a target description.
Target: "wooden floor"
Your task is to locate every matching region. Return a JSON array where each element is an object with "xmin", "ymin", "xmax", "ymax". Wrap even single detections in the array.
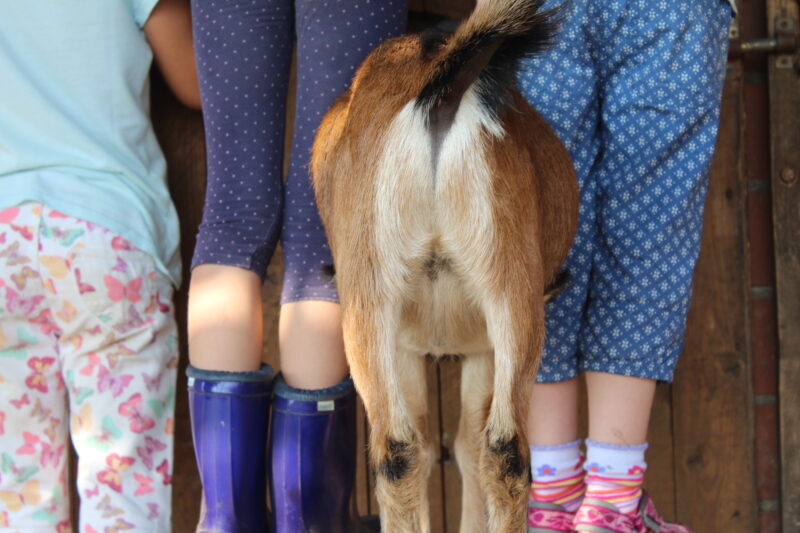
[{"xmin": 137, "ymin": 3, "xmax": 799, "ymax": 532}]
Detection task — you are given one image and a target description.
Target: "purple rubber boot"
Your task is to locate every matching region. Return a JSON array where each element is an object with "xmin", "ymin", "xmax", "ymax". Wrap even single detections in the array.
[
  {"xmin": 188, "ymin": 364, "xmax": 275, "ymax": 533},
  {"xmin": 269, "ymin": 375, "xmax": 377, "ymax": 533}
]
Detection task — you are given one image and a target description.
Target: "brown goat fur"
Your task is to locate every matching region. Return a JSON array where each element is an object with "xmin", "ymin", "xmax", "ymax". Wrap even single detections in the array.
[{"xmin": 311, "ymin": 1, "xmax": 578, "ymax": 531}]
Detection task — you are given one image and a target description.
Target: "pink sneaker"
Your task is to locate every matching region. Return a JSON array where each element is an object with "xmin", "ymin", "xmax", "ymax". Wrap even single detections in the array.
[
  {"xmin": 528, "ymin": 500, "xmax": 576, "ymax": 532},
  {"xmin": 573, "ymin": 491, "xmax": 691, "ymax": 532}
]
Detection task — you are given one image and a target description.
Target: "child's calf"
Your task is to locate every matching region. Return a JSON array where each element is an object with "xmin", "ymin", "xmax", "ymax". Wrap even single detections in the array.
[{"xmin": 311, "ymin": 1, "xmax": 578, "ymax": 531}]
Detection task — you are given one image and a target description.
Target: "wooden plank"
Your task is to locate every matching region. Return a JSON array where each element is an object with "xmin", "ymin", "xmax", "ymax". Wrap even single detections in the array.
[
  {"xmin": 150, "ymin": 70, "xmax": 207, "ymax": 533},
  {"xmin": 643, "ymin": 385, "xmax": 676, "ymax": 520},
  {"xmin": 671, "ymin": 62, "xmax": 757, "ymax": 531},
  {"xmin": 439, "ymin": 359, "xmax": 462, "ymax": 532},
  {"xmin": 766, "ymin": 2, "xmax": 800, "ymax": 530},
  {"xmin": 427, "ymin": 360, "xmax": 446, "ymax": 532}
]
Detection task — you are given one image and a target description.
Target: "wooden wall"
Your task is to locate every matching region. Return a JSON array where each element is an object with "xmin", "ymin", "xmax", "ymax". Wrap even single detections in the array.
[{"xmin": 140, "ymin": 2, "xmax": 797, "ymax": 531}]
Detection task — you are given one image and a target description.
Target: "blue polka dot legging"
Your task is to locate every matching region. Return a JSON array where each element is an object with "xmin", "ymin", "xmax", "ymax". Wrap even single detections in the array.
[
  {"xmin": 190, "ymin": 0, "xmax": 407, "ymax": 303},
  {"xmin": 520, "ymin": 0, "xmax": 733, "ymax": 383}
]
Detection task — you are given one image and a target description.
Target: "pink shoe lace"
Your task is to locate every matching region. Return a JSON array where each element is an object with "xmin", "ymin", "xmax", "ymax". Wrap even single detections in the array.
[
  {"xmin": 528, "ymin": 500, "xmax": 575, "ymax": 532},
  {"xmin": 573, "ymin": 491, "xmax": 691, "ymax": 532}
]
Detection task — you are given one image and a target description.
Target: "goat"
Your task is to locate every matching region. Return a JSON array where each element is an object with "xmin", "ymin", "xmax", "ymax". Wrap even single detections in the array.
[{"xmin": 310, "ymin": 1, "xmax": 578, "ymax": 531}]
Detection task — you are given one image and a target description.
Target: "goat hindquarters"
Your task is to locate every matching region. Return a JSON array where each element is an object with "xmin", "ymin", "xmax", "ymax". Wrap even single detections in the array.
[{"xmin": 310, "ymin": 1, "xmax": 578, "ymax": 532}]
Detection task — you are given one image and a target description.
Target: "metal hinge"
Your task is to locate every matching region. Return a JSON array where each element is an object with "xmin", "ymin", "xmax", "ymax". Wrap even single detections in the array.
[{"xmin": 729, "ymin": 16, "xmax": 798, "ymax": 68}]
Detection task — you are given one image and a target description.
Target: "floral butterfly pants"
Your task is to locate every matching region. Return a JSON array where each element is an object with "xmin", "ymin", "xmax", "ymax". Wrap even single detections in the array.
[{"xmin": 0, "ymin": 202, "xmax": 178, "ymax": 532}]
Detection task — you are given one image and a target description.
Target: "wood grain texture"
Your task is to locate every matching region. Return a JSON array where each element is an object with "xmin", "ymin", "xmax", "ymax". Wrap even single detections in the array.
[
  {"xmin": 671, "ymin": 62, "xmax": 758, "ymax": 532},
  {"xmin": 439, "ymin": 360, "xmax": 463, "ymax": 532},
  {"xmin": 767, "ymin": 1, "xmax": 800, "ymax": 530},
  {"xmin": 427, "ymin": 360, "xmax": 446, "ymax": 533},
  {"xmin": 643, "ymin": 386, "xmax": 676, "ymax": 520},
  {"xmin": 150, "ymin": 69, "xmax": 207, "ymax": 533}
]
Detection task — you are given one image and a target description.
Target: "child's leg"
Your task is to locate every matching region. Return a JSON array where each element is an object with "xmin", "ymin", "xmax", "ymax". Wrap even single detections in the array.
[
  {"xmin": 526, "ymin": 379, "xmax": 580, "ymax": 446},
  {"xmin": 0, "ymin": 203, "xmax": 71, "ymax": 532},
  {"xmin": 572, "ymin": 0, "xmax": 732, "ymax": 528},
  {"xmin": 526, "ymin": 380, "xmax": 585, "ymax": 522},
  {"xmin": 279, "ymin": 300, "xmax": 346, "ymax": 389},
  {"xmin": 35, "ymin": 206, "xmax": 178, "ymax": 533},
  {"xmin": 278, "ymin": 0, "xmax": 408, "ymax": 388},
  {"xmin": 270, "ymin": 3, "xmax": 407, "ymax": 528},
  {"xmin": 518, "ymin": 0, "xmax": 598, "ymax": 523},
  {"xmin": 585, "ymin": 373, "xmax": 655, "ymax": 446}
]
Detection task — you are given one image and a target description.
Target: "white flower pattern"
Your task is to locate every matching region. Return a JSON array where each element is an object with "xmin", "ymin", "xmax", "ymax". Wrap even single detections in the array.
[{"xmin": 519, "ymin": 0, "xmax": 733, "ymax": 383}]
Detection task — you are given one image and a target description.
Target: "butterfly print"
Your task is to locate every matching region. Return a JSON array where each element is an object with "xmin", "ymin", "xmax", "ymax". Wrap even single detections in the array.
[
  {"xmin": 10, "ymin": 266, "xmax": 38, "ymax": 290},
  {"xmin": 55, "ymin": 300, "xmax": 77, "ymax": 322},
  {"xmin": 16, "ymin": 432, "xmax": 39, "ymax": 455},
  {"xmin": 134, "ymin": 473, "xmax": 154, "ymax": 496},
  {"xmin": 10, "ymin": 393, "xmax": 29, "ymax": 409},
  {"xmin": 96, "ymin": 454, "xmax": 135, "ymax": 493},
  {"xmin": 147, "ymin": 502, "xmax": 159, "ymax": 520},
  {"xmin": 136, "ymin": 436, "xmax": 166, "ymax": 470},
  {"xmin": 106, "ymin": 517, "xmax": 135, "ymax": 533},
  {"xmin": 46, "ymin": 209, "xmax": 69, "ymax": 219},
  {"xmin": 43, "ymin": 277, "xmax": 57, "ymax": 295},
  {"xmin": 39, "ymin": 442, "xmax": 65, "ymax": 468},
  {"xmin": 41, "ymin": 225, "xmax": 84, "ymax": 247},
  {"xmin": 84, "ymin": 484, "xmax": 100, "ymax": 499},
  {"xmin": 25, "ymin": 356, "xmax": 55, "ymax": 393},
  {"xmin": 74, "ymin": 268, "xmax": 96, "ymax": 294},
  {"xmin": 142, "ymin": 372, "xmax": 161, "ymax": 392},
  {"xmin": 0, "ymin": 242, "xmax": 28, "ymax": 266},
  {"xmin": 30, "ymin": 309, "xmax": 61, "ymax": 336},
  {"xmin": 112, "ymin": 305, "xmax": 148, "ymax": 335},
  {"xmin": 0, "ymin": 479, "xmax": 41, "ymax": 512},
  {"xmin": 118, "ymin": 393, "xmax": 155, "ymax": 434},
  {"xmin": 86, "ymin": 416, "xmax": 123, "ymax": 452},
  {"xmin": 111, "ymin": 236, "xmax": 133, "ymax": 251},
  {"xmin": 0, "ymin": 412, "xmax": 4, "ymax": 435},
  {"xmin": 39, "ymin": 255, "xmax": 70, "ymax": 279},
  {"xmin": 97, "ymin": 365, "xmax": 134, "ymax": 398},
  {"xmin": 43, "ymin": 417, "xmax": 60, "ymax": 443},
  {"xmin": 31, "ymin": 398, "xmax": 52, "ymax": 423},
  {"xmin": 111, "ymin": 256, "xmax": 129, "ymax": 274},
  {"xmin": 10, "ymin": 224, "xmax": 33, "ymax": 241},
  {"xmin": 1, "ymin": 452, "xmax": 39, "ymax": 483},
  {"xmin": 0, "ymin": 207, "xmax": 19, "ymax": 224},
  {"xmin": 5, "ymin": 287, "xmax": 44, "ymax": 316},
  {"xmin": 103, "ymin": 275, "xmax": 142, "ymax": 303},
  {"xmin": 95, "ymin": 494, "xmax": 124, "ymax": 519},
  {"xmin": 79, "ymin": 353, "xmax": 102, "ymax": 376},
  {"xmin": 71, "ymin": 403, "xmax": 93, "ymax": 435},
  {"xmin": 156, "ymin": 459, "xmax": 172, "ymax": 485}
]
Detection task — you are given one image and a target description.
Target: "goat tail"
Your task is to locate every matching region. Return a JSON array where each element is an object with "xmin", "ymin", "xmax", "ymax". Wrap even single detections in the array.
[{"xmin": 416, "ymin": 0, "xmax": 563, "ymax": 129}]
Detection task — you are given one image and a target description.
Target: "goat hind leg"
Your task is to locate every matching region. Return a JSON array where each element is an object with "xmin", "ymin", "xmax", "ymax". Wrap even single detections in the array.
[
  {"xmin": 480, "ymin": 300, "xmax": 541, "ymax": 532},
  {"xmin": 343, "ymin": 317, "xmax": 433, "ymax": 533},
  {"xmin": 455, "ymin": 352, "xmax": 494, "ymax": 533}
]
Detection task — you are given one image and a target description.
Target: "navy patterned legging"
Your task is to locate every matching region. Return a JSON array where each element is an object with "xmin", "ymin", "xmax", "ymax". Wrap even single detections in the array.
[{"xmin": 190, "ymin": 0, "xmax": 407, "ymax": 303}]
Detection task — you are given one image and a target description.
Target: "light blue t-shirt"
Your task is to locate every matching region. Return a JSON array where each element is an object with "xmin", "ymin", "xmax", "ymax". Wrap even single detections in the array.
[{"xmin": 0, "ymin": 0, "xmax": 182, "ymax": 285}]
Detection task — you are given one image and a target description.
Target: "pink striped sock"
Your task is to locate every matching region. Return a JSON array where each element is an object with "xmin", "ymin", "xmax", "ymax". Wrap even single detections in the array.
[
  {"xmin": 530, "ymin": 439, "xmax": 585, "ymax": 512},
  {"xmin": 583, "ymin": 439, "xmax": 648, "ymax": 515}
]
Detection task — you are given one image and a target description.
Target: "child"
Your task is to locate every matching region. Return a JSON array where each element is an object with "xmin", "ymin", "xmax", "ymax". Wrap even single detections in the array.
[
  {"xmin": 514, "ymin": 0, "xmax": 736, "ymax": 531},
  {"xmin": 185, "ymin": 0, "xmax": 407, "ymax": 530},
  {"xmin": 0, "ymin": 0, "xmax": 199, "ymax": 531}
]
